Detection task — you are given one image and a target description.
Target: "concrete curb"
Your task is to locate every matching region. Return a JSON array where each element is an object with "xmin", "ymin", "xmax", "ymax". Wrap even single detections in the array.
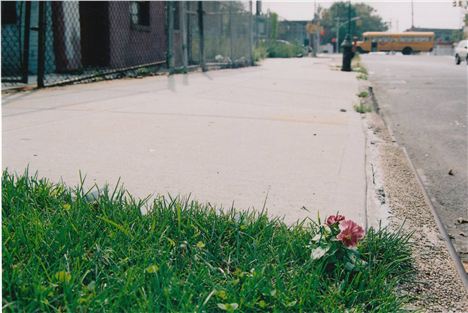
[
  {"xmin": 367, "ymin": 80, "xmax": 468, "ymax": 291},
  {"xmin": 401, "ymin": 146, "xmax": 468, "ymax": 291}
]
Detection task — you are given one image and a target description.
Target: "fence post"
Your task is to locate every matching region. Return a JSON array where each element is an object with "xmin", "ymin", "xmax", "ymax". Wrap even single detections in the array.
[
  {"xmin": 22, "ymin": 1, "xmax": 31, "ymax": 84},
  {"xmin": 167, "ymin": 1, "xmax": 174, "ymax": 74},
  {"xmin": 180, "ymin": 2, "xmax": 188, "ymax": 73},
  {"xmin": 254, "ymin": 6, "xmax": 258, "ymax": 47},
  {"xmin": 197, "ymin": 1, "xmax": 206, "ymax": 72},
  {"xmin": 249, "ymin": 1, "xmax": 254, "ymax": 65},
  {"xmin": 37, "ymin": 1, "xmax": 46, "ymax": 87},
  {"xmin": 187, "ymin": 4, "xmax": 192, "ymax": 64},
  {"xmin": 228, "ymin": 2, "xmax": 233, "ymax": 62}
]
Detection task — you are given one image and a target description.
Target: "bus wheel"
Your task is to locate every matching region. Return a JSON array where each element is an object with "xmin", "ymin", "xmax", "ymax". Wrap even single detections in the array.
[{"xmin": 402, "ymin": 47, "xmax": 413, "ymax": 55}]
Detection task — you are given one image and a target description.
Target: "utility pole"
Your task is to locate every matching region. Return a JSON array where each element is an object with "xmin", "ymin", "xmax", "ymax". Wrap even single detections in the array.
[
  {"xmin": 314, "ymin": 3, "xmax": 321, "ymax": 56},
  {"xmin": 255, "ymin": 1, "xmax": 261, "ymax": 47},
  {"xmin": 312, "ymin": 1, "xmax": 318, "ymax": 57},
  {"xmin": 336, "ymin": 17, "xmax": 340, "ymax": 53},
  {"xmin": 341, "ymin": 0, "xmax": 352, "ymax": 72},
  {"xmin": 315, "ymin": 26, "xmax": 320, "ymax": 56},
  {"xmin": 411, "ymin": 0, "xmax": 414, "ymax": 29},
  {"xmin": 348, "ymin": 0, "xmax": 352, "ymax": 35},
  {"xmin": 256, "ymin": 0, "xmax": 262, "ymax": 15}
]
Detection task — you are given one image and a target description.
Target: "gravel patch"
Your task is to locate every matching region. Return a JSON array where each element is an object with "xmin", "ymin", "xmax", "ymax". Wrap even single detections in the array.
[{"xmin": 365, "ymin": 112, "xmax": 468, "ymax": 312}]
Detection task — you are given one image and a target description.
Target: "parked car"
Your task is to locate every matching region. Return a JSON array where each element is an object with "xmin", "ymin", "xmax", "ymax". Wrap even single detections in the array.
[{"xmin": 454, "ymin": 40, "xmax": 468, "ymax": 65}]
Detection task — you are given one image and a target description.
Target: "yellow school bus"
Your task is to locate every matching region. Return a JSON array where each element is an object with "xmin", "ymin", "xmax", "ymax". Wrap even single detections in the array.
[{"xmin": 356, "ymin": 32, "xmax": 435, "ymax": 55}]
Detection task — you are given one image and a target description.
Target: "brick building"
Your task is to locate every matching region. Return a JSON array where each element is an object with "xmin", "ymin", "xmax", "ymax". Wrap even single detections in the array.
[{"xmin": 2, "ymin": 1, "xmax": 167, "ymax": 83}]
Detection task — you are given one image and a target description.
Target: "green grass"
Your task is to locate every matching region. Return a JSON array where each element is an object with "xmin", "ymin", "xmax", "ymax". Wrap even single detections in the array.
[
  {"xmin": 354, "ymin": 67, "xmax": 368, "ymax": 76},
  {"xmin": 253, "ymin": 45, "xmax": 268, "ymax": 63},
  {"xmin": 356, "ymin": 73, "xmax": 368, "ymax": 81},
  {"xmin": 357, "ymin": 91, "xmax": 369, "ymax": 98},
  {"xmin": 262, "ymin": 41, "xmax": 305, "ymax": 58},
  {"xmin": 2, "ymin": 170, "xmax": 413, "ymax": 312},
  {"xmin": 355, "ymin": 89, "xmax": 372, "ymax": 113},
  {"xmin": 354, "ymin": 103, "xmax": 373, "ymax": 114},
  {"xmin": 352, "ymin": 55, "xmax": 369, "ymax": 78}
]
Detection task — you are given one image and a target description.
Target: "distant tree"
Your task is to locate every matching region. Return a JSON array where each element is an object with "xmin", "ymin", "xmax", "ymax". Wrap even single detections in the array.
[
  {"xmin": 218, "ymin": 1, "xmax": 247, "ymax": 13},
  {"xmin": 320, "ymin": 2, "xmax": 388, "ymax": 45},
  {"xmin": 451, "ymin": 29, "xmax": 464, "ymax": 42},
  {"xmin": 269, "ymin": 11, "xmax": 279, "ymax": 40}
]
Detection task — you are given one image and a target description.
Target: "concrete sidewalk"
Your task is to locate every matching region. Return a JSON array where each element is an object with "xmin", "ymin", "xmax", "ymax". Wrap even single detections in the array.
[{"xmin": 3, "ymin": 58, "xmax": 365, "ymax": 225}]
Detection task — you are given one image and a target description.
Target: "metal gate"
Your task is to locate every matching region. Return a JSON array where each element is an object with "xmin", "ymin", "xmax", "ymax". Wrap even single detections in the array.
[{"xmin": 1, "ymin": 1, "xmax": 31, "ymax": 85}]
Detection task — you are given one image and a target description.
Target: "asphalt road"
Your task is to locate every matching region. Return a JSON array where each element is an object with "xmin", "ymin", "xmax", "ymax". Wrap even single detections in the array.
[{"xmin": 363, "ymin": 54, "xmax": 468, "ymax": 262}]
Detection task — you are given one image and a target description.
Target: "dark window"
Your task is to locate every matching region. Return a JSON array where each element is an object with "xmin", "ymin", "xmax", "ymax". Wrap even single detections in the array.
[
  {"xmin": 130, "ymin": 1, "xmax": 150, "ymax": 26},
  {"xmin": 173, "ymin": 2, "xmax": 180, "ymax": 30},
  {"xmin": 2, "ymin": 1, "xmax": 17, "ymax": 25}
]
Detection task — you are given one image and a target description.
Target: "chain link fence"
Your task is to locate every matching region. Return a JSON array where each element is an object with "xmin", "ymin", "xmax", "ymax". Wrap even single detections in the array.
[
  {"xmin": 203, "ymin": 1, "xmax": 252, "ymax": 67},
  {"xmin": 186, "ymin": 1, "xmax": 201, "ymax": 67},
  {"xmin": 278, "ymin": 20, "xmax": 309, "ymax": 46},
  {"xmin": 172, "ymin": 1, "xmax": 253, "ymax": 71},
  {"xmin": 41, "ymin": 1, "xmax": 167, "ymax": 87},
  {"xmin": 1, "ymin": 1, "xmax": 31, "ymax": 85},
  {"xmin": 2, "ymin": 1, "xmax": 167, "ymax": 88},
  {"xmin": 2, "ymin": 1, "xmax": 258, "ymax": 89}
]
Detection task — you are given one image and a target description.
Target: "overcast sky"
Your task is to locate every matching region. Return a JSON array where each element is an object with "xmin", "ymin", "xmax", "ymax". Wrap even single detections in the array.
[{"xmin": 261, "ymin": 1, "xmax": 465, "ymax": 32}]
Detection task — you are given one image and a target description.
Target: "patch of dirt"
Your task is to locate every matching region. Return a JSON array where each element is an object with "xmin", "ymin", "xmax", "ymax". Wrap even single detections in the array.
[{"xmin": 365, "ymin": 112, "xmax": 468, "ymax": 312}]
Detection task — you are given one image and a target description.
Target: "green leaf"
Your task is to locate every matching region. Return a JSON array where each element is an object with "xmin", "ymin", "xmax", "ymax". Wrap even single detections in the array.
[
  {"xmin": 345, "ymin": 262, "xmax": 355, "ymax": 271},
  {"xmin": 311, "ymin": 233, "xmax": 322, "ymax": 242},
  {"xmin": 145, "ymin": 264, "xmax": 159, "ymax": 273},
  {"xmin": 258, "ymin": 300, "xmax": 267, "ymax": 308},
  {"xmin": 62, "ymin": 203, "xmax": 71, "ymax": 210},
  {"xmin": 54, "ymin": 271, "xmax": 71, "ymax": 283},
  {"xmin": 217, "ymin": 303, "xmax": 239, "ymax": 311},
  {"xmin": 166, "ymin": 237, "xmax": 176, "ymax": 247},
  {"xmin": 216, "ymin": 290, "xmax": 228, "ymax": 300},
  {"xmin": 285, "ymin": 300, "xmax": 297, "ymax": 307},
  {"xmin": 311, "ymin": 246, "xmax": 329, "ymax": 260},
  {"xmin": 97, "ymin": 216, "xmax": 133, "ymax": 239}
]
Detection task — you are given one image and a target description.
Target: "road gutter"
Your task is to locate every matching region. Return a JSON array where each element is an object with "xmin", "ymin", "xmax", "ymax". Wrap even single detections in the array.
[
  {"xmin": 359, "ymin": 75, "xmax": 468, "ymax": 309},
  {"xmin": 368, "ymin": 82, "xmax": 468, "ymax": 291},
  {"xmin": 402, "ymin": 146, "xmax": 468, "ymax": 290}
]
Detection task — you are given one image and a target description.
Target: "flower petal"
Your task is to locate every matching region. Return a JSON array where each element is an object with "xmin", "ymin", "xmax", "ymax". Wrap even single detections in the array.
[{"xmin": 311, "ymin": 246, "xmax": 329, "ymax": 260}]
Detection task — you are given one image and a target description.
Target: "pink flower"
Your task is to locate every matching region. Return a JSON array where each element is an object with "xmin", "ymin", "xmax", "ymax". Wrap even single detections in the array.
[
  {"xmin": 326, "ymin": 214, "xmax": 345, "ymax": 226},
  {"xmin": 336, "ymin": 220, "xmax": 365, "ymax": 247}
]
